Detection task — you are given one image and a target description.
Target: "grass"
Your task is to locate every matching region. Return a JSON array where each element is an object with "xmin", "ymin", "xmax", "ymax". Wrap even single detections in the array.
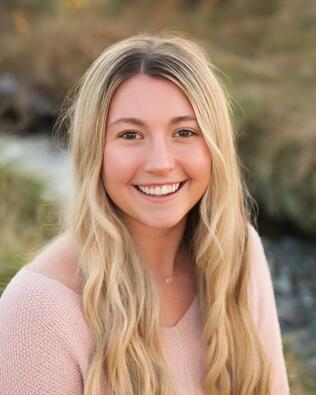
[{"xmin": 0, "ymin": 163, "xmax": 60, "ymax": 294}]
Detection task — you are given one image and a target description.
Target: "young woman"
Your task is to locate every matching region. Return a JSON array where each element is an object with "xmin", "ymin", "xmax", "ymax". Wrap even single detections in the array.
[{"xmin": 0, "ymin": 33, "xmax": 290, "ymax": 395}]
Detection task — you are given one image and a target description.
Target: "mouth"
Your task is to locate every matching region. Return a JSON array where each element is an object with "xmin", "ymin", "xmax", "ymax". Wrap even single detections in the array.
[{"xmin": 132, "ymin": 180, "xmax": 188, "ymax": 198}]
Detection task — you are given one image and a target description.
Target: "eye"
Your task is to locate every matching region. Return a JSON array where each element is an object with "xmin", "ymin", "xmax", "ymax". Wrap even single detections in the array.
[
  {"xmin": 175, "ymin": 128, "xmax": 196, "ymax": 138},
  {"xmin": 118, "ymin": 130, "xmax": 141, "ymax": 140}
]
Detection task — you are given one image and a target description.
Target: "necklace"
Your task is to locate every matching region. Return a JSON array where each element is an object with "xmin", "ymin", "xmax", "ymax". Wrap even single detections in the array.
[
  {"xmin": 164, "ymin": 275, "xmax": 173, "ymax": 284},
  {"xmin": 164, "ymin": 257, "xmax": 194, "ymax": 284},
  {"xmin": 162, "ymin": 246, "xmax": 188, "ymax": 284}
]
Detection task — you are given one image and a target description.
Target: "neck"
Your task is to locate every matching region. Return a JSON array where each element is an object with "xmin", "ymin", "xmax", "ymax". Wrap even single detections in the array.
[{"xmin": 125, "ymin": 217, "xmax": 187, "ymax": 278}]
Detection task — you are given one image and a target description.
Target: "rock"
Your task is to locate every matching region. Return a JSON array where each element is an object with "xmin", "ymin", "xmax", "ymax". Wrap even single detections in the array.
[{"xmin": 0, "ymin": 73, "xmax": 59, "ymax": 134}]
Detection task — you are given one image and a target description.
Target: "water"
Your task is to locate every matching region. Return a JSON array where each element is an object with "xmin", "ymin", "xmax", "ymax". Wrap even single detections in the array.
[{"xmin": 0, "ymin": 134, "xmax": 71, "ymax": 202}]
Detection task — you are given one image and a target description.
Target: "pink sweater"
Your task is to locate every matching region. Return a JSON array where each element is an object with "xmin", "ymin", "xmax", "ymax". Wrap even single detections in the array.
[{"xmin": 0, "ymin": 226, "xmax": 290, "ymax": 394}]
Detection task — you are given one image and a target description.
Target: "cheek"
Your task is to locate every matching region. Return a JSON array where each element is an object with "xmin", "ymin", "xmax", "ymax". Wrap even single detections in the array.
[
  {"xmin": 184, "ymin": 141, "xmax": 212, "ymax": 182},
  {"xmin": 102, "ymin": 146, "xmax": 141, "ymax": 192}
]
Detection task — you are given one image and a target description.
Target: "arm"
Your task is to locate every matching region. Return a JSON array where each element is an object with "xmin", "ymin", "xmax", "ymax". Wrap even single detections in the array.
[
  {"xmin": 0, "ymin": 272, "xmax": 84, "ymax": 394},
  {"xmin": 248, "ymin": 224, "xmax": 290, "ymax": 395}
]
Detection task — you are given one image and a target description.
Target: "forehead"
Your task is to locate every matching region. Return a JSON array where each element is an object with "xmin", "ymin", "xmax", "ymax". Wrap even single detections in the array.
[{"xmin": 106, "ymin": 74, "xmax": 195, "ymax": 125}]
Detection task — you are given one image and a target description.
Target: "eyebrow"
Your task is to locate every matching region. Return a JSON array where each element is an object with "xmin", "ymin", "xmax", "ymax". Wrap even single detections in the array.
[{"xmin": 108, "ymin": 115, "xmax": 198, "ymax": 127}]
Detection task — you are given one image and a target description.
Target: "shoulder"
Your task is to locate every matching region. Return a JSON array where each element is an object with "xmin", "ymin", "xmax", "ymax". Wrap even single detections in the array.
[
  {"xmin": 247, "ymin": 223, "xmax": 266, "ymax": 259},
  {"xmin": 246, "ymin": 223, "xmax": 272, "ymax": 285},
  {"xmin": 24, "ymin": 231, "xmax": 85, "ymax": 295},
  {"xmin": 0, "ymin": 264, "xmax": 93, "ymax": 394},
  {"xmin": 245, "ymin": 224, "xmax": 278, "ymax": 332},
  {"xmin": 0, "ymin": 261, "xmax": 86, "ymax": 336},
  {"xmin": 246, "ymin": 223, "xmax": 274, "ymax": 322},
  {"xmin": 246, "ymin": 226, "xmax": 290, "ymax": 393},
  {"xmin": 0, "ymin": 233, "xmax": 90, "ymax": 357}
]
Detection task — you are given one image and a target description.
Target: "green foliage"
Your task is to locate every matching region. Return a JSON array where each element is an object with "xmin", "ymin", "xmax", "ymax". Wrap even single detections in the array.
[
  {"xmin": 1, "ymin": 0, "xmax": 56, "ymax": 15},
  {"xmin": 0, "ymin": 164, "xmax": 59, "ymax": 294}
]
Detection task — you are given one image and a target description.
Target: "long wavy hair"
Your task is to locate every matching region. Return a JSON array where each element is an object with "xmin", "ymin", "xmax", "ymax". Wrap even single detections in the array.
[{"xmin": 58, "ymin": 32, "xmax": 273, "ymax": 395}]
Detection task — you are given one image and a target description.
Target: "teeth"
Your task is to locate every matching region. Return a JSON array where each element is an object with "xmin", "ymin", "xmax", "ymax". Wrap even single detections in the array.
[{"xmin": 138, "ymin": 182, "xmax": 181, "ymax": 196}]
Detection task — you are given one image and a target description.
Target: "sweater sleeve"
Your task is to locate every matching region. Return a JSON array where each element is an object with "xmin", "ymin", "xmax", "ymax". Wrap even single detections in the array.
[
  {"xmin": 0, "ymin": 270, "xmax": 87, "ymax": 394},
  {"xmin": 248, "ymin": 224, "xmax": 290, "ymax": 395}
]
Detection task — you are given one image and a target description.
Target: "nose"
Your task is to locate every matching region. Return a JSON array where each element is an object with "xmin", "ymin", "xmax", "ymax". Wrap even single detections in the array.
[{"xmin": 143, "ymin": 136, "xmax": 175, "ymax": 174}]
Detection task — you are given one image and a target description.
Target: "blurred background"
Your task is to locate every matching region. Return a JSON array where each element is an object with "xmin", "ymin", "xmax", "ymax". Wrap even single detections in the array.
[{"xmin": 0, "ymin": 0, "xmax": 315, "ymax": 393}]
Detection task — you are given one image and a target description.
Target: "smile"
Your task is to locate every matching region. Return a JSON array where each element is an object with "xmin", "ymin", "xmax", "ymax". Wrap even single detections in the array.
[
  {"xmin": 137, "ymin": 182, "xmax": 181, "ymax": 196},
  {"xmin": 132, "ymin": 180, "xmax": 187, "ymax": 199}
]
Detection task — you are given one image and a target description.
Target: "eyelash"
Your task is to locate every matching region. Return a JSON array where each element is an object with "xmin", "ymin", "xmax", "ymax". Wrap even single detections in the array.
[{"xmin": 118, "ymin": 129, "xmax": 196, "ymax": 140}]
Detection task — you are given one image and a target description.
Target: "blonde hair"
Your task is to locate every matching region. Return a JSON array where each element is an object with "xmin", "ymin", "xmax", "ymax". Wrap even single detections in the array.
[{"xmin": 58, "ymin": 32, "xmax": 273, "ymax": 395}]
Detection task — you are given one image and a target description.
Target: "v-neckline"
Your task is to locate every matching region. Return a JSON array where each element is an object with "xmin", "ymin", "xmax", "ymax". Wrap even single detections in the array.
[
  {"xmin": 20, "ymin": 267, "xmax": 198, "ymax": 331},
  {"xmin": 161, "ymin": 295, "xmax": 198, "ymax": 330}
]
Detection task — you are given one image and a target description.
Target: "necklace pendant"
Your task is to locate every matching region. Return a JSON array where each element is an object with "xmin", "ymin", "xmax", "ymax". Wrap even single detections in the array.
[{"xmin": 165, "ymin": 276, "xmax": 173, "ymax": 284}]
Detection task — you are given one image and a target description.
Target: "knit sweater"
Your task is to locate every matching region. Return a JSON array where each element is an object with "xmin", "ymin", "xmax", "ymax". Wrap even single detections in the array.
[{"xmin": 0, "ymin": 226, "xmax": 290, "ymax": 394}]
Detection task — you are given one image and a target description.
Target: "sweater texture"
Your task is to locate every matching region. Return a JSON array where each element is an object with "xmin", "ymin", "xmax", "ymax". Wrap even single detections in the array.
[{"xmin": 0, "ymin": 226, "xmax": 290, "ymax": 394}]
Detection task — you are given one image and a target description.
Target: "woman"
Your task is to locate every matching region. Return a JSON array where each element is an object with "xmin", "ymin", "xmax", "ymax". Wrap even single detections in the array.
[{"xmin": 0, "ymin": 33, "xmax": 290, "ymax": 394}]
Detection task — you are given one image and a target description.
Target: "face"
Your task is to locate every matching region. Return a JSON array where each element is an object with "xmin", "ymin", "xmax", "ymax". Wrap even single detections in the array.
[{"xmin": 102, "ymin": 74, "xmax": 211, "ymax": 233}]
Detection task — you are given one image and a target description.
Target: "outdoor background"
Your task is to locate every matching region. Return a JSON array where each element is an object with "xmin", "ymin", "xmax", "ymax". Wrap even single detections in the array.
[{"xmin": 0, "ymin": 0, "xmax": 315, "ymax": 393}]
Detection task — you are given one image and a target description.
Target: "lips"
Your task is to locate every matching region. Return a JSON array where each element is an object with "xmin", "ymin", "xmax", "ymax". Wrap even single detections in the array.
[
  {"xmin": 133, "ymin": 180, "xmax": 187, "ymax": 188},
  {"xmin": 133, "ymin": 181, "xmax": 185, "ymax": 196},
  {"xmin": 132, "ymin": 180, "xmax": 187, "ymax": 199}
]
